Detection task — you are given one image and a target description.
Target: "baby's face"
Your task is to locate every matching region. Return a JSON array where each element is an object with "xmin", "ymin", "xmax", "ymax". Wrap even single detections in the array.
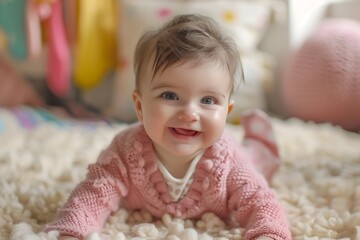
[{"xmin": 132, "ymin": 60, "xmax": 232, "ymax": 162}]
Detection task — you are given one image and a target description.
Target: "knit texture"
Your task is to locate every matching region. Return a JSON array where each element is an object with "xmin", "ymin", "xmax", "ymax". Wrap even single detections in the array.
[
  {"xmin": 282, "ymin": 19, "xmax": 360, "ymax": 131},
  {"xmin": 45, "ymin": 123, "xmax": 291, "ymax": 239}
]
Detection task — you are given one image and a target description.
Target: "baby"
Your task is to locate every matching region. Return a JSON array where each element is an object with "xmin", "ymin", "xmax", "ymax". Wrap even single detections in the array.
[{"xmin": 46, "ymin": 14, "xmax": 291, "ymax": 239}]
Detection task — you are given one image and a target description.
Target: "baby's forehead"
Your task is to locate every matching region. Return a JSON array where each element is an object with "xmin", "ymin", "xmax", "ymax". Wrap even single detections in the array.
[
  {"xmin": 152, "ymin": 61, "xmax": 232, "ymax": 90},
  {"xmin": 156, "ymin": 58, "xmax": 229, "ymax": 74},
  {"xmin": 137, "ymin": 56, "xmax": 233, "ymax": 90}
]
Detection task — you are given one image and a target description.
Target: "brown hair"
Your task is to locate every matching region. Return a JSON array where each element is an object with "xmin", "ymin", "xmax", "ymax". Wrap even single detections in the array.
[{"xmin": 133, "ymin": 14, "xmax": 243, "ymax": 94}]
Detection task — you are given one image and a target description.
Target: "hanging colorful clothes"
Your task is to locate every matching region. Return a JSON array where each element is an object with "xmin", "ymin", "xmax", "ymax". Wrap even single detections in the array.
[
  {"xmin": 25, "ymin": 0, "xmax": 43, "ymax": 59},
  {"xmin": 74, "ymin": 0, "xmax": 117, "ymax": 90},
  {"xmin": 0, "ymin": 0, "xmax": 27, "ymax": 59},
  {"xmin": 45, "ymin": 0, "xmax": 70, "ymax": 97}
]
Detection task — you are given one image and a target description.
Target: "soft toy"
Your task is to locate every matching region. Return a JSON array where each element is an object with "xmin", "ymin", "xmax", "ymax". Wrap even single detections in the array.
[{"xmin": 282, "ymin": 19, "xmax": 360, "ymax": 131}]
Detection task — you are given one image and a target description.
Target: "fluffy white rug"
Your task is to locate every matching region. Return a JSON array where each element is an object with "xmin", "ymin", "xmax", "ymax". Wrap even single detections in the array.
[{"xmin": 1, "ymin": 116, "xmax": 360, "ymax": 240}]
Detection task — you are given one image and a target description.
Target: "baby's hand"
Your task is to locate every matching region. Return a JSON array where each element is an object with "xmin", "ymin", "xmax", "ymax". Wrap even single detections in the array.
[{"xmin": 256, "ymin": 237, "xmax": 274, "ymax": 240}]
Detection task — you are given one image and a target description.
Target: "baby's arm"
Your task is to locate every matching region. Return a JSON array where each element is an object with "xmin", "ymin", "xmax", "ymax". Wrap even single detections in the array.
[
  {"xmin": 227, "ymin": 166, "xmax": 291, "ymax": 240},
  {"xmin": 45, "ymin": 149, "xmax": 129, "ymax": 239}
]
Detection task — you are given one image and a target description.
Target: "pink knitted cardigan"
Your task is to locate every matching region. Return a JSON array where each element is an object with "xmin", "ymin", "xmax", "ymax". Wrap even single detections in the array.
[{"xmin": 45, "ymin": 123, "xmax": 291, "ymax": 239}]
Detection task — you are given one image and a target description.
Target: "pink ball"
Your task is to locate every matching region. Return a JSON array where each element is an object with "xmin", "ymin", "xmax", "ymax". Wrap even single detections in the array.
[{"xmin": 282, "ymin": 19, "xmax": 360, "ymax": 131}]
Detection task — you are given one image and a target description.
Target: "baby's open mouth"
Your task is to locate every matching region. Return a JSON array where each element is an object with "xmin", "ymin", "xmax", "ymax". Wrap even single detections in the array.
[{"xmin": 172, "ymin": 128, "xmax": 199, "ymax": 136}]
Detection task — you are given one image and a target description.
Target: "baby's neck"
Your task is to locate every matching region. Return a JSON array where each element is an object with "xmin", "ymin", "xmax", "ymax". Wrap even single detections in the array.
[
  {"xmin": 158, "ymin": 154, "xmax": 193, "ymax": 179},
  {"xmin": 154, "ymin": 147, "xmax": 202, "ymax": 179}
]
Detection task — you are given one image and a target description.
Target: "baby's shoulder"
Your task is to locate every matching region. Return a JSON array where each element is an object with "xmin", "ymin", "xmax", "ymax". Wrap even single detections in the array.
[
  {"xmin": 112, "ymin": 122, "xmax": 149, "ymax": 145},
  {"xmin": 102, "ymin": 123, "xmax": 152, "ymax": 160},
  {"xmin": 213, "ymin": 131, "xmax": 258, "ymax": 171},
  {"xmin": 213, "ymin": 131, "xmax": 244, "ymax": 159}
]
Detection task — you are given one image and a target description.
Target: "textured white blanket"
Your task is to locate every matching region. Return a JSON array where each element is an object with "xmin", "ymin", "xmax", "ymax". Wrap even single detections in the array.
[{"xmin": 1, "ymin": 118, "xmax": 360, "ymax": 240}]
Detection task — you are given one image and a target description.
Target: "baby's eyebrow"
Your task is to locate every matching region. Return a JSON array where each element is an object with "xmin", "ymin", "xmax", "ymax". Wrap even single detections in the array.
[
  {"xmin": 150, "ymin": 82, "xmax": 228, "ymax": 99},
  {"xmin": 203, "ymin": 90, "xmax": 226, "ymax": 99},
  {"xmin": 150, "ymin": 84, "xmax": 174, "ymax": 91}
]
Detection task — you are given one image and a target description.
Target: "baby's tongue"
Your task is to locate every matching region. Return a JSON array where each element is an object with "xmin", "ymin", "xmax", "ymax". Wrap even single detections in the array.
[{"xmin": 176, "ymin": 128, "xmax": 197, "ymax": 136}]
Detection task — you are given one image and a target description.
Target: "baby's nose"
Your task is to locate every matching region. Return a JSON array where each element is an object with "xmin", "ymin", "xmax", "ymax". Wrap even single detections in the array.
[{"xmin": 177, "ymin": 105, "xmax": 200, "ymax": 121}]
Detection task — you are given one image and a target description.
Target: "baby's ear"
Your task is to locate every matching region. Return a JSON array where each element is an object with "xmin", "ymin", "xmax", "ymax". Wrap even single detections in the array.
[
  {"xmin": 132, "ymin": 90, "xmax": 143, "ymax": 121},
  {"xmin": 228, "ymin": 99, "xmax": 234, "ymax": 114}
]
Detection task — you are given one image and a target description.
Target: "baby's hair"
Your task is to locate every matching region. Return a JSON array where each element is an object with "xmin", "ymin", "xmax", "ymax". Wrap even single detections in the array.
[{"xmin": 133, "ymin": 14, "xmax": 244, "ymax": 94}]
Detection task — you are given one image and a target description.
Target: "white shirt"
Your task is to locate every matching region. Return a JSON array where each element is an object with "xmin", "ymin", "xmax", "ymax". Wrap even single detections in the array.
[{"xmin": 157, "ymin": 152, "xmax": 204, "ymax": 202}]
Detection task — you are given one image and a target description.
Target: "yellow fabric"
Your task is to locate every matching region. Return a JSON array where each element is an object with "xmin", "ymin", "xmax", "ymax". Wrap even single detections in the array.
[{"xmin": 74, "ymin": 0, "xmax": 117, "ymax": 90}]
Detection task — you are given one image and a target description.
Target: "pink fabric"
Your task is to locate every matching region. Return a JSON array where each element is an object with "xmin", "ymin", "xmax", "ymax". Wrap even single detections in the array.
[
  {"xmin": 282, "ymin": 19, "xmax": 360, "ymax": 131},
  {"xmin": 45, "ymin": 123, "xmax": 291, "ymax": 239},
  {"xmin": 25, "ymin": 0, "xmax": 42, "ymax": 59},
  {"xmin": 46, "ymin": 0, "xmax": 70, "ymax": 97}
]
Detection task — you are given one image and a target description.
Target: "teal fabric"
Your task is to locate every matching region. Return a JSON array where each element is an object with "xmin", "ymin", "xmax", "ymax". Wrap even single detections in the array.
[{"xmin": 0, "ymin": 0, "xmax": 27, "ymax": 59}]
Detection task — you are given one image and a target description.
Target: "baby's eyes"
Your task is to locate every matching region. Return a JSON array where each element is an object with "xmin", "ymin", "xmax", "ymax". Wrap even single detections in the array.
[
  {"xmin": 161, "ymin": 91, "xmax": 179, "ymax": 100},
  {"xmin": 160, "ymin": 92, "xmax": 217, "ymax": 104},
  {"xmin": 200, "ymin": 97, "xmax": 216, "ymax": 105}
]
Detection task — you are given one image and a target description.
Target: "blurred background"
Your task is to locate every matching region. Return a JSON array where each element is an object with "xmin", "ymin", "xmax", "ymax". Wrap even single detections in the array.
[{"xmin": 0, "ymin": 0, "xmax": 359, "ymax": 131}]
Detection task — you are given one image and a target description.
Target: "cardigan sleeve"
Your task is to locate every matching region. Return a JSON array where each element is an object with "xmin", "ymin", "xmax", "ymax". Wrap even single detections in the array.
[
  {"xmin": 45, "ymin": 145, "xmax": 129, "ymax": 239},
  {"xmin": 227, "ymin": 162, "xmax": 291, "ymax": 240}
]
